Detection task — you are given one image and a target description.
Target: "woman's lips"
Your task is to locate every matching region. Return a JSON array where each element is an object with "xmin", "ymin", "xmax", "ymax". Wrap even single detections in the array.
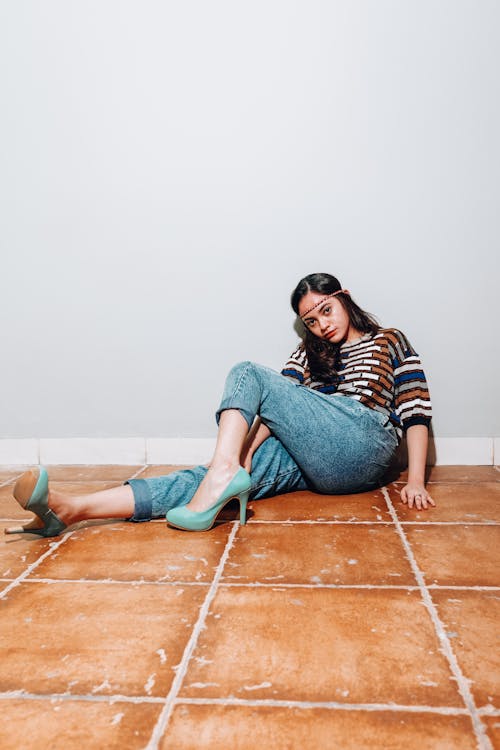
[{"xmin": 325, "ymin": 329, "xmax": 337, "ymax": 339}]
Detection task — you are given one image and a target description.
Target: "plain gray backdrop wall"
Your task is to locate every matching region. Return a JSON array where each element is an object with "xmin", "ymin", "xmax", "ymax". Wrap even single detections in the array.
[{"xmin": 1, "ymin": 0, "xmax": 499, "ymax": 441}]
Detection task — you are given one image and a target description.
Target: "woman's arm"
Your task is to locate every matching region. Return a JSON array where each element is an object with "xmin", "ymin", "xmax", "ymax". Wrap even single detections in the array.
[
  {"xmin": 240, "ymin": 418, "xmax": 271, "ymax": 472},
  {"xmin": 400, "ymin": 424, "xmax": 435, "ymax": 510}
]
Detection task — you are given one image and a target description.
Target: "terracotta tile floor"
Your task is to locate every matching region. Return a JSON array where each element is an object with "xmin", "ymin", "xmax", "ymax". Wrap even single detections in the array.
[{"xmin": 0, "ymin": 465, "xmax": 499, "ymax": 750}]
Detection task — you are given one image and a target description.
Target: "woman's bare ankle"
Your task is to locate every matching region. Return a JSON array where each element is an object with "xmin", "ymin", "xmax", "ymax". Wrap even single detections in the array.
[
  {"xmin": 48, "ymin": 489, "xmax": 85, "ymax": 526},
  {"xmin": 209, "ymin": 457, "xmax": 240, "ymax": 476}
]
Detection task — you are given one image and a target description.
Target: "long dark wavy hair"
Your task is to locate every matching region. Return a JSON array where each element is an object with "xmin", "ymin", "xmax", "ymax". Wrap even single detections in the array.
[{"xmin": 291, "ymin": 273, "xmax": 380, "ymax": 383}]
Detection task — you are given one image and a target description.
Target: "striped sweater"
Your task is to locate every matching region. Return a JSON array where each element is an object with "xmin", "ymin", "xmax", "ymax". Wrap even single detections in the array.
[{"xmin": 281, "ymin": 328, "xmax": 431, "ymax": 441}]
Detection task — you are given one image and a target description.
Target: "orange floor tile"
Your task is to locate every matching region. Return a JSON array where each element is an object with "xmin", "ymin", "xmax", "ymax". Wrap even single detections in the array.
[{"xmin": 0, "ymin": 464, "xmax": 498, "ymax": 749}]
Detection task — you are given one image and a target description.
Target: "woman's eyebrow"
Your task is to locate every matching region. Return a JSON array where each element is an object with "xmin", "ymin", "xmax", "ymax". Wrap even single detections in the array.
[
  {"xmin": 301, "ymin": 298, "xmax": 332, "ymax": 321},
  {"xmin": 304, "ymin": 304, "xmax": 328, "ymax": 323},
  {"xmin": 314, "ymin": 301, "xmax": 330, "ymax": 317}
]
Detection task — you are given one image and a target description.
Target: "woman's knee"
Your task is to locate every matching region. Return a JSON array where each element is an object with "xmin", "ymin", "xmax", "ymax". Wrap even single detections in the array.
[
  {"xmin": 228, "ymin": 360, "xmax": 257, "ymax": 379},
  {"xmin": 224, "ymin": 361, "xmax": 264, "ymax": 396},
  {"xmin": 228, "ymin": 361, "xmax": 276, "ymax": 387}
]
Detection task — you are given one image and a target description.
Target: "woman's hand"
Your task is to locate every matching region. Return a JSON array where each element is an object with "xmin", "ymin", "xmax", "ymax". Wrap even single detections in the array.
[
  {"xmin": 400, "ymin": 482, "xmax": 435, "ymax": 510},
  {"xmin": 402, "ymin": 425, "xmax": 435, "ymax": 510}
]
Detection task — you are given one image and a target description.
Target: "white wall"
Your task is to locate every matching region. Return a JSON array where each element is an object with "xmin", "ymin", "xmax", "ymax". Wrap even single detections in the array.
[{"xmin": 1, "ymin": 0, "xmax": 499, "ymax": 444}]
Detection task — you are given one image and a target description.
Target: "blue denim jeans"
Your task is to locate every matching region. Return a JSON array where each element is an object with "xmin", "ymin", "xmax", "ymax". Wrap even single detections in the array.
[{"xmin": 127, "ymin": 361, "xmax": 398, "ymax": 521}]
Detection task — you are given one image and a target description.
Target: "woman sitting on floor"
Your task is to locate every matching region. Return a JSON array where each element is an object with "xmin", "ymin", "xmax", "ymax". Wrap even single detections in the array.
[{"xmin": 6, "ymin": 272, "xmax": 434, "ymax": 538}]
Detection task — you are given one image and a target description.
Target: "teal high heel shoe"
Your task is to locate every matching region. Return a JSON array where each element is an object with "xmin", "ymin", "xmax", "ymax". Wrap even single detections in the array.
[
  {"xmin": 166, "ymin": 467, "xmax": 251, "ymax": 531},
  {"xmin": 4, "ymin": 467, "xmax": 67, "ymax": 538}
]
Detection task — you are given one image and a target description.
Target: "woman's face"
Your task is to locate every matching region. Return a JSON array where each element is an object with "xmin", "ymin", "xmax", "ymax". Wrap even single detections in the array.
[{"xmin": 298, "ymin": 291, "xmax": 360, "ymax": 344}]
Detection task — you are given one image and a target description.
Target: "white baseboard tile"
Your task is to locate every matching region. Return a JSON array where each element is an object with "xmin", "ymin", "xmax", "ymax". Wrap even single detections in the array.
[
  {"xmin": 0, "ymin": 437, "xmax": 498, "ymax": 466},
  {"xmin": 146, "ymin": 438, "xmax": 216, "ymax": 465},
  {"xmin": 39, "ymin": 438, "xmax": 146, "ymax": 465},
  {"xmin": 429, "ymin": 437, "xmax": 493, "ymax": 466},
  {"xmin": 0, "ymin": 439, "xmax": 39, "ymax": 465},
  {"xmin": 494, "ymin": 437, "xmax": 500, "ymax": 466}
]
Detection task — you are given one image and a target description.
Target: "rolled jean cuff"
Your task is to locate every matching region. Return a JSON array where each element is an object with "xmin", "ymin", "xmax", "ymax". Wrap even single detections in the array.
[
  {"xmin": 125, "ymin": 478, "xmax": 153, "ymax": 522},
  {"xmin": 215, "ymin": 402, "xmax": 254, "ymax": 429}
]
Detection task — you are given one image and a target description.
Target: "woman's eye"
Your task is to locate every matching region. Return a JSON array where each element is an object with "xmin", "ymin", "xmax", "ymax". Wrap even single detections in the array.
[{"xmin": 323, "ymin": 306, "xmax": 331, "ymax": 314}]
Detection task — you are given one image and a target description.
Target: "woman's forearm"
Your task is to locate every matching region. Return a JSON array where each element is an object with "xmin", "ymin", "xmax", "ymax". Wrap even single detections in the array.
[
  {"xmin": 400, "ymin": 424, "xmax": 435, "ymax": 510},
  {"xmin": 406, "ymin": 424, "xmax": 429, "ymax": 483}
]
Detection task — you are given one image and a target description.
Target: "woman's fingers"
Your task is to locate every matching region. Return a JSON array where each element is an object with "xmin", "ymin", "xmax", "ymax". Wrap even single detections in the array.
[
  {"xmin": 413, "ymin": 491, "xmax": 435, "ymax": 510},
  {"xmin": 400, "ymin": 485, "xmax": 435, "ymax": 510}
]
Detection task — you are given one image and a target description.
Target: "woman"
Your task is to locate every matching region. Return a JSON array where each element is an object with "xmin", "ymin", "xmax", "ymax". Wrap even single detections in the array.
[{"xmin": 6, "ymin": 273, "xmax": 434, "ymax": 538}]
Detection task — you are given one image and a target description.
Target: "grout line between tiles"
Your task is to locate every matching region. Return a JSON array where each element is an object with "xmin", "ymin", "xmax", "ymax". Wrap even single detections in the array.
[
  {"xmin": 0, "ymin": 694, "xmax": 469, "ymax": 717},
  {"xmin": 175, "ymin": 697, "xmax": 470, "ymax": 714},
  {"xmin": 127, "ymin": 466, "xmax": 148, "ymax": 480},
  {"xmin": 0, "ymin": 532, "xmax": 74, "ymax": 600},
  {"xmin": 7, "ymin": 578, "xmax": 500, "ymax": 592},
  {"xmin": 0, "ymin": 690, "xmax": 165, "ymax": 704},
  {"xmin": 0, "ymin": 473, "xmax": 25, "ymax": 489},
  {"xmin": 245, "ymin": 520, "xmax": 499, "ymax": 526},
  {"xmin": 426, "ymin": 585, "xmax": 500, "ymax": 591},
  {"xmin": 478, "ymin": 708, "xmax": 500, "ymax": 717},
  {"xmin": 17, "ymin": 578, "xmax": 420, "ymax": 589},
  {"xmin": 1, "ymin": 518, "xmax": 40, "ymax": 523},
  {"xmin": 219, "ymin": 582, "xmax": 500, "ymax": 591},
  {"xmin": 400, "ymin": 521, "xmax": 500, "ymax": 528},
  {"xmin": 145, "ymin": 522, "xmax": 240, "ymax": 750},
  {"xmin": 1, "ymin": 518, "xmax": 499, "ymax": 526},
  {"xmin": 129, "ymin": 465, "xmax": 151, "ymax": 479},
  {"xmin": 20, "ymin": 578, "xmax": 212, "ymax": 587},
  {"xmin": 246, "ymin": 519, "xmax": 393, "ymax": 526},
  {"xmin": 381, "ymin": 487, "xmax": 493, "ymax": 750},
  {"xmin": 220, "ymin": 582, "xmax": 420, "ymax": 589},
  {"xmin": 3, "ymin": 691, "xmax": 496, "ymax": 716}
]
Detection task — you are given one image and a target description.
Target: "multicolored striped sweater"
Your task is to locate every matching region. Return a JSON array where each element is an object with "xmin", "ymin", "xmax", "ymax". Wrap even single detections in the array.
[{"xmin": 281, "ymin": 328, "xmax": 432, "ymax": 441}]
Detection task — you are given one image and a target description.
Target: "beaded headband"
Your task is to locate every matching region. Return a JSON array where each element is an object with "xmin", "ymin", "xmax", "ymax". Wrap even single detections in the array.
[{"xmin": 300, "ymin": 289, "xmax": 350, "ymax": 319}]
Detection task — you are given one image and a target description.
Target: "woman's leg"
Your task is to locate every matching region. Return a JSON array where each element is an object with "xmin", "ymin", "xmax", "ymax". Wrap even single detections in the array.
[
  {"xmin": 5, "ymin": 469, "xmax": 136, "ymax": 534},
  {"xmin": 46, "ymin": 483, "xmax": 136, "ymax": 527},
  {"xmin": 30, "ymin": 359, "xmax": 395, "ymax": 528},
  {"xmin": 173, "ymin": 359, "xmax": 396, "ymax": 513},
  {"xmin": 25, "ymin": 431, "xmax": 307, "ymax": 529},
  {"xmin": 175, "ymin": 363, "xmax": 314, "ymax": 515},
  {"xmin": 214, "ymin": 361, "xmax": 398, "ymax": 494},
  {"xmin": 42, "ymin": 362, "xmax": 345, "ymax": 525},
  {"xmin": 246, "ymin": 436, "xmax": 309, "ymax": 500},
  {"xmin": 183, "ymin": 409, "xmax": 249, "ymax": 513},
  {"xmin": 128, "ymin": 435, "xmax": 308, "ymax": 520}
]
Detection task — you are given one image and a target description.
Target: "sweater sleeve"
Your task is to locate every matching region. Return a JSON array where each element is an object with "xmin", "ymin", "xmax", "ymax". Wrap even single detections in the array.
[
  {"xmin": 389, "ymin": 330, "xmax": 432, "ymax": 431},
  {"xmin": 281, "ymin": 343, "xmax": 308, "ymax": 384}
]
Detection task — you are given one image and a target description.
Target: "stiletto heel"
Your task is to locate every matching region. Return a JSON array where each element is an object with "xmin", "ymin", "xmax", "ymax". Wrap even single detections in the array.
[
  {"xmin": 166, "ymin": 467, "xmax": 251, "ymax": 532},
  {"xmin": 239, "ymin": 489, "xmax": 250, "ymax": 525},
  {"xmin": 4, "ymin": 467, "xmax": 67, "ymax": 538}
]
